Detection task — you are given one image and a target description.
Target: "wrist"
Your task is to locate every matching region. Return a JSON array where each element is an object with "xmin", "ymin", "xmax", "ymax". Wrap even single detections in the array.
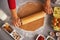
[
  {"xmin": 45, "ymin": 0, "xmax": 51, "ymax": 3},
  {"xmin": 11, "ymin": 9, "xmax": 18, "ymax": 18},
  {"xmin": 45, "ymin": 0, "xmax": 51, "ymax": 6},
  {"xmin": 12, "ymin": 15, "xmax": 18, "ymax": 18}
]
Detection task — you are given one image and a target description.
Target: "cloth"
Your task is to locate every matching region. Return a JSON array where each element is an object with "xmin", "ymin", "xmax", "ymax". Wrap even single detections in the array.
[{"xmin": 7, "ymin": 0, "xmax": 16, "ymax": 9}]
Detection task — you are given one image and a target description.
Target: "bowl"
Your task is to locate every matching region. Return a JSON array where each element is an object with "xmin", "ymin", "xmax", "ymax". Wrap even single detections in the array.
[
  {"xmin": 36, "ymin": 34, "xmax": 45, "ymax": 40},
  {"xmin": 46, "ymin": 36, "xmax": 55, "ymax": 40}
]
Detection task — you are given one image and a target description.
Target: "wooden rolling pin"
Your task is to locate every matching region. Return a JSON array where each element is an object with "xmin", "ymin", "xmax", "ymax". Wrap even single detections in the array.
[
  {"xmin": 21, "ymin": 11, "xmax": 46, "ymax": 25},
  {"xmin": 20, "ymin": 11, "xmax": 46, "ymax": 31}
]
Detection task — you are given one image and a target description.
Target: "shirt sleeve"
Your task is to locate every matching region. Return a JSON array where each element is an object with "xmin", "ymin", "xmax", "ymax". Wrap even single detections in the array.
[{"xmin": 7, "ymin": 0, "xmax": 16, "ymax": 9}]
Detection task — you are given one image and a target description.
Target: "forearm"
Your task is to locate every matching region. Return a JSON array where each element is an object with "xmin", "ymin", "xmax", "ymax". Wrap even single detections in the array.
[
  {"xmin": 45, "ymin": 0, "xmax": 51, "ymax": 5},
  {"xmin": 11, "ymin": 9, "xmax": 18, "ymax": 18},
  {"xmin": 44, "ymin": 0, "xmax": 53, "ymax": 14},
  {"xmin": 7, "ymin": 0, "xmax": 18, "ymax": 18}
]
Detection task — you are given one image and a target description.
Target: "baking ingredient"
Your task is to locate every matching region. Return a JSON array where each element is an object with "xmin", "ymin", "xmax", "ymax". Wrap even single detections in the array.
[
  {"xmin": 3, "ymin": 23, "xmax": 13, "ymax": 33},
  {"xmin": 38, "ymin": 36, "xmax": 44, "ymax": 40},
  {"xmin": 47, "ymin": 38, "xmax": 53, "ymax": 40},
  {"xmin": 12, "ymin": 31, "xmax": 20, "ymax": 40},
  {"xmin": 53, "ymin": 7, "xmax": 60, "ymax": 18},
  {"xmin": 56, "ymin": 32, "xmax": 60, "ymax": 37},
  {"xmin": 52, "ymin": 18, "xmax": 57, "ymax": 26},
  {"xmin": 17, "ymin": 1, "xmax": 46, "ymax": 31},
  {"xmin": 57, "ymin": 23, "xmax": 60, "ymax": 27},
  {"xmin": 57, "ymin": 37, "xmax": 60, "ymax": 40},
  {"xmin": 52, "ymin": 18, "xmax": 60, "ymax": 31},
  {"xmin": 53, "ymin": 26, "xmax": 60, "ymax": 31},
  {"xmin": 18, "ymin": 2, "xmax": 42, "ymax": 18},
  {"xmin": 52, "ymin": 7, "xmax": 60, "ymax": 31},
  {"xmin": 49, "ymin": 32, "xmax": 55, "ymax": 37},
  {"xmin": 57, "ymin": 18, "xmax": 60, "ymax": 22},
  {"xmin": 46, "ymin": 36, "xmax": 54, "ymax": 40},
  {"xmin": 2, "ymin": 23, "xmax": 21, "ymax": 40}
]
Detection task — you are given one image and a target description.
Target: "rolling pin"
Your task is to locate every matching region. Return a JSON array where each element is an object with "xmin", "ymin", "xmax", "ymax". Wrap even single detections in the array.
[
  {"xmin": 21, "ymin": 11, "xmax": 46, "ymax": 25},
  {"xmin": 20, "ymin": 11, "xmax": 46, "ymax": 31}
]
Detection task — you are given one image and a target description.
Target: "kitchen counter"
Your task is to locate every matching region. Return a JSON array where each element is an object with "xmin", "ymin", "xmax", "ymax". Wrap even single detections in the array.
[
  {"xmin": 0, "ymin": 0, "xmax": 60, "ymax": 40},
  {"xmin": 0, "ymin": 28, "xmax": 14, "ymax": 40}
]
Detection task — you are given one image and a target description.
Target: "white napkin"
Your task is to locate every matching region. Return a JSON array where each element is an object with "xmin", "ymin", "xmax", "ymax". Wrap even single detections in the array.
[{"xmin": 0, "ymin": 9, "xmax": 7, "ymax": 21}]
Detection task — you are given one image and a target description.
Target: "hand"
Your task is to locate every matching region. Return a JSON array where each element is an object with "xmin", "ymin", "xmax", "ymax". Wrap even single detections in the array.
[
  {"xmin": 44, "ymin": 0, "xmax": 53, "ymax": 14},
  {"xmin": 12, "ymin": 16, "xmax": 21, "ymax": 27},
  {"xmin": 10, "ymin": 9, "xmax": 21, "ymax": 27},
  {"xmin": 44, "ymin": 5, "xmax": 53, "ymax": 14}
]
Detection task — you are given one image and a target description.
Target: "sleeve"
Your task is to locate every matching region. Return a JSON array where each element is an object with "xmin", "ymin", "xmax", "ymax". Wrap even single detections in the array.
[{"xmin": 7, "ymin": 0, "xmax": 16, "ymax": 9}]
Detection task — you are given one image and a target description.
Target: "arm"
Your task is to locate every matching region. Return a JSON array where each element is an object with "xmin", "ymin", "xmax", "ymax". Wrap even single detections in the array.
[
  {"xmin": 7, "ymin": 0, "xmax": 21, "ymax": 27},
  {"xmin": 45, "ymin": 0, "xmax": 50, "ymax": 5},
  {"xmin": 7, "ymin": 0, "xmax": 17, "ymax": 18}
]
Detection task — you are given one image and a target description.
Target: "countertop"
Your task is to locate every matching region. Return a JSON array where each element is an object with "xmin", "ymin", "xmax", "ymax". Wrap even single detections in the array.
[{"xmin": 0, "ymin": 0, "xmax": 60, "ymax": 40}]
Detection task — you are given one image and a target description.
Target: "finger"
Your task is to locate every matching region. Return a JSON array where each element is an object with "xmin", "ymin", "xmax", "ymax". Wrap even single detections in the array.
[
  {"xmin": 17, "ymin": 20, "xmax": 21, "ymax": 27},
  {"xmin": 13, "ymin": 22, "xmax": 17, "ymax": 27},
  {"xmin": 17, "ymin": 19, "xmax": 21, "ymax": 25},
  {"xmin": 18, "ymin": 20, "xmax": 21, "ymax": 26},
  {"xmin": 16, "ymin": 21, "xmax": 19, "ymax": 27},
  {"xmin": 51, "ymin": 8, "xmax": 53, "ymax": 13},
  {"xmin": 49, "ymin": 9, "xmax": 53, "ymax": 14}
]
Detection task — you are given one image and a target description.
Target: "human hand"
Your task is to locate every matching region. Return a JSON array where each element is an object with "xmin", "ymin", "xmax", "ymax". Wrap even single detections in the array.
[
  {"xmin": 12, "ymin": 16, "xmax": 21, "ymax": 27},
  {"xmin": 44, "ymin": 0, "xmax": 53, "ymax": 14},
  {"xmin": 10, "ymin": 9, "xmax": 21, "ymax": 27},
  {"xmin": 44, "ymin": 5, "xmax": 53, "ymax": 14}
]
